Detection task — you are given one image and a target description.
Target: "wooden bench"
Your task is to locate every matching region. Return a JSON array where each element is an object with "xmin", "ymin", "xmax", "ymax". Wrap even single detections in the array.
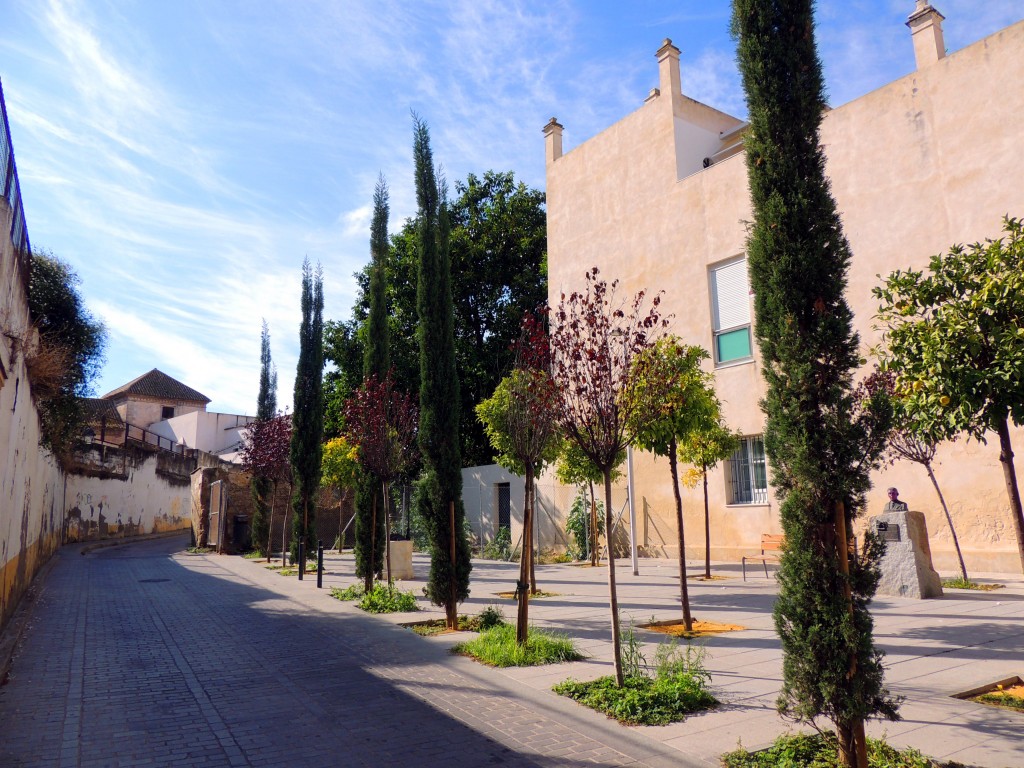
[{"xmin": 742, "ymin": 534, "xmax": 784, "ymax": 580}]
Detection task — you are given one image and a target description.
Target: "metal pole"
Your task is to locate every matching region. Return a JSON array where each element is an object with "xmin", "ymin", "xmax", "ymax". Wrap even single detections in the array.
[
  {"xmin": 627, "ymin": 446, "xmax": 639, "ymax": 576},
  {"xmin": 317, "ymin": 540, "xmax": 324, "ymax": 588},
  {"xmin": 298, "ymin": 542, "xmax": 305, "ymax": 580}
]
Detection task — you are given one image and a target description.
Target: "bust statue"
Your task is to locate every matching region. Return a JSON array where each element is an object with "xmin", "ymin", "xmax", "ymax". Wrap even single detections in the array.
[{"xmin": 883, "ymin": 487, "xmax": 909, "ymax": 512}]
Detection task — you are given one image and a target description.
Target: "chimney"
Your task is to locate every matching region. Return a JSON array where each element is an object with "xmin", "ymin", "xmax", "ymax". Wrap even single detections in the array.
[
  {"xmin": 543, "ymin": 117, "xmax": 563, "ymax": 163},
  {"xmin": 656, "ymin": 39, "xmax": 681, "ymax": 99},
  {"xmin": 907, "ymin": 1, "xmax": 946, "ymax": 69}
]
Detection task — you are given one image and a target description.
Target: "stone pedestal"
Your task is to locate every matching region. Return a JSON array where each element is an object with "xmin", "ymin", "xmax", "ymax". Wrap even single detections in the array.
[
  {"xmin": 386, "ymin": 540, "xmax": 414, "ymax": 581},
  {"xmin": 869, "ymin": 509, "xmax": 943, "ymax": 599}
]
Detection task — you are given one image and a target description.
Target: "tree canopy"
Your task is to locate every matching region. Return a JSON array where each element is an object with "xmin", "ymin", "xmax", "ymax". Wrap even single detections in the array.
[
  {"xmin": 874, "ymin": 215, "xmax": 1024, "ymax": 572},
  {"xmin": 323, "ymin": 169, "xmax": 547, "ymax": 464},
  {"xmin": 27, "ymin": 250, "xmax": 106, "ymax": 457}
]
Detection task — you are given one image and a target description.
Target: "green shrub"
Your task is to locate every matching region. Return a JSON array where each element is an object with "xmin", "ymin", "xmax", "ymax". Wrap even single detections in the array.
[
  {"xmin": 554, "ymin": 638, "xmax": 716, "ymax": 725},
  {"xmin": 330, "ymin": 584, "xmax": 365, "ymax": 601},
  {"xmin": 452, "ymin": 623, "xmax": 584, "ymax": 667},
  {"xmin": 565, "ymin": 489, "xmax": 604, "ymax": 561},
  {"xmin": 975, "ymin": 691, "xmax": 1024, "ymax": 711},
  {"xmin": 358, "ymin": 583, "xmax": 419, "ymax": 613},
  {"xmin": 477, "ymin": 604, "xmax": 505, "ymax": 631},
  {"xmin": 481, "ymin": 527, "xmax": 516, "ymax": 561},
  {"xmin": 721, "ymin": 733, "xmax": 951, "ymax": 768}
]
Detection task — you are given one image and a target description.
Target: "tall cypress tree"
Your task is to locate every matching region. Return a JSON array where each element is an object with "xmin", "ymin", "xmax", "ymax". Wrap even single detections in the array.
[
  {"xmin": 411, "ymin": 115, "xmax": 471, "ymax": 628},
  {"xmin": 732, "ymin": 2, "xmax": 897, "ymax": 765},
  {"xmin": 290, "ymin": 259, "xmax": 325, "ymax": 562},
  {"xmin": 250, "ymin": 319, "xmax": 277, "ymax": 554},
  {"xmin": 355, "ymin": 175, "xmax": 390, "ymax": 586}
]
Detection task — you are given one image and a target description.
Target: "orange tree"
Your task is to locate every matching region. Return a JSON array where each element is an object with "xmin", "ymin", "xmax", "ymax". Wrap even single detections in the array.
[
  {"xmin": 549, "ymin": 268, "xmax": 670, "ymax": 685},
  {"xmin": 874, "ymin": 216, "xmax": 1024, "ymax": 573},
  {"xmin": 477, "ymin": 310, "xmax": 562, "ymax": 635},
  {"xmin": 630, "ymin": 337, "xmax": 715, "ymax": 631}
]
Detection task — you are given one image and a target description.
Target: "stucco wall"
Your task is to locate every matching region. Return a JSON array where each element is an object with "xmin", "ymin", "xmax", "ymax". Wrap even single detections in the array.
[
  {"xmin": 0, "ymin": 200, "xmax": 65, "ymax": 630},
  {"xmin": 63, "ymin": 450, "xmax": 192, "ymax": 544},
  {"xmin": 546, "ymin": 20, "xmax": 1024, "ymax": 572}
]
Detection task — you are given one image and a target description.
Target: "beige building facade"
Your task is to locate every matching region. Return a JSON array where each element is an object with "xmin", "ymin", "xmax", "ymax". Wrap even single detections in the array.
[{"xmin": 544, "ymin": 7, "xmax": 1024, "ymax": 572}]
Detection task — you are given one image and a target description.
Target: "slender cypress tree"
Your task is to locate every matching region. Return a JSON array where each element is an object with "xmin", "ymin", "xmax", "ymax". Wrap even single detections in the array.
[
  {"xmin": 732, "ymin": 2, "xmax": 897, "ymax": 765},
  {"xmin": 250, "ymin": 319, "xmax": 277, "ymax": 555},
  {"xmin": 290, "ymin": 259, "xmax": 325, "ymax": 562},
  {"xmin": 355, "ymin": 175, "xmax": 390, "ymax": 585},
  {"xmin": 411, "ymin": 115, "xmax": 471, "ymax": 628}
]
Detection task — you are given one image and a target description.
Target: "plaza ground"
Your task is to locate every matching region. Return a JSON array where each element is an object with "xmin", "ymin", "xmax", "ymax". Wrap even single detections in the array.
[{"xmin": 0, "ymin": 533, "xmax": 1020, "ymax": 767}]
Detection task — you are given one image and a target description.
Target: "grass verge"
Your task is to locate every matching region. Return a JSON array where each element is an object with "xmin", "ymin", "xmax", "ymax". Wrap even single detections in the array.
[
  {"xmin": 941, "ymin": 577, "xmax": 1003, "ymax": 591},
  {"xmin": 407, "ymin": 606, "xmax": 506, "ymax": 636},
  {"xmin": 358, "ymin": 583, "xmax": 419, "ymax": 613},
  {"xmin": 721, "ymin": 733, "xmax": 968, "ymax": 767},
  {"xmin": 452, "ymin": 623, "xmax": 584, "ymax": 667},
  {"xmin": 329, "ymin": 584, "xmax": 365, "ymax": 601},
  {"xmin": 553, "ymin": 672, "xmax": 716, "ymax": 726}
]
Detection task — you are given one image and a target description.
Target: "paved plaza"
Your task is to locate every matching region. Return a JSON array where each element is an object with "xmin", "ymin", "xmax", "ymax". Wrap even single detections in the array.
[{"xmin": 1, "ymin": 534, "xmax": 1021, "ymax": 767}]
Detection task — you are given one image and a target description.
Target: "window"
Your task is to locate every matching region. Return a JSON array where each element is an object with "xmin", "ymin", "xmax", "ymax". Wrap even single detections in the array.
[
  {"xmin": 161, "ymin": 406, "xmax": 175, "ymax": 419},
  {"xmin": 709, "ymin": 258, "xmax": 752, "ymax": 364},
  {"xmin": 727, "ymin": 436, "xmax": 768, "ymax": 505}
]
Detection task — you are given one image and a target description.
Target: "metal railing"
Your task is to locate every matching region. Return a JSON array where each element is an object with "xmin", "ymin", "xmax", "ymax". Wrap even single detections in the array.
[
  {"xmin": 0, "ymin": 77, "xmax": 31, "ymax": 285},
  {"xmin": 124, "ymin": 423, "xmax": 190, "ymax": 455}
]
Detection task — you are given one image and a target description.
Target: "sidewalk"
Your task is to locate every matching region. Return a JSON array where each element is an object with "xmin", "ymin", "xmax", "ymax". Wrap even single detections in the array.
[{"xmin": 242, "ymin": 546, "xmax": 1024, "ymax": 768}]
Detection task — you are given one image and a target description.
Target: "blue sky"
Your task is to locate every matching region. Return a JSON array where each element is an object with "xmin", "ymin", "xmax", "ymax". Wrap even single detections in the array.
[{"xmin": 1, "ymin": 1, "xmax": 1020, "ymax": 414}]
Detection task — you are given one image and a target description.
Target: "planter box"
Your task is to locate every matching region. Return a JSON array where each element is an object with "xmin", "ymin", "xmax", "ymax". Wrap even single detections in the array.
[{"xmin": 387, "ymin": 540, "xmax": 414, "ymax": 581}]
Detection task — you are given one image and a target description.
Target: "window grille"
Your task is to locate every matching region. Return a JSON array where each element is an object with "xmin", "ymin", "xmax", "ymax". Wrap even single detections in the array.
[{"xmin": 727, "ymin": 435, "xmax": 768, "ymax": 505}]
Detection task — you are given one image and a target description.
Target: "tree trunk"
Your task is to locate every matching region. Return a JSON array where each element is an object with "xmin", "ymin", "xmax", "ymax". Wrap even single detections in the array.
[
  {"xmin": 383, "ymin": 481, "xmax": 392, "ymax": 585},
  {"xmin": 338, "ymin": 487, "xmax": 346, "ymax": 553},
  {"xmin": 589, "ymin": 480, "xmax": 599, "ymax": 567},
  {"xmin": 924, "ymin": 461, "xmax": 967, "ymax": 582},
  {"xmin": 529, "ymin": 472, "xmax": 538, "ymax": 593},
  {"xmin": 447, "ymin": 501, "xmax": 458, "ymax": 630},
  {"xmin": 604, "ymin": 468, "xmax": 624, "ymax": 686},
  {"xmin": 995, "ymin": 416, "xmax": 1024, "ymax": 574},
  {"xmin": 834, "ymin": 501, "xmax": 868, "ymax": 768},
  {"xmin": 669, "ymin": 438, "xmax": 693, "ymax": 632},
  {"xmin": 366, "ymin": 491, "xmax": 377, "ymax": 593},
  {"xmin": 702, "ymin": 464, "xmax": 711, "ymax": 579},
  {"xmin": 266, "ymin": 480, "xmax": 277, "ymax": 564},
  {"xmin": 516, "ymin": 467, "xmax": 533, "ymax": 644}
]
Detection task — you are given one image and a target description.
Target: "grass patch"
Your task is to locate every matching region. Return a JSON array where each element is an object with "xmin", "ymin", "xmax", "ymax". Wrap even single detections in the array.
[
  {"xmin": 185, "ymin": 546, "xmax": 211, "ymax": 554},
  {"xmin": 407, "ymin": 606, "xmax": 507, "ymax": 636},
  {"xmin": 970, "ymin": 680, "xmax": 1024, "ymax": 711},
  {"xmin": 358, "ymin": 583, "xmax": 419, "ymax": 613},
  {"xmin": 554, "ymin": 635, "xmax": 716, "ymax": 725},
  {"xmin": 329, "ymin": 584, "xmax": 365, "ymax": 601},
  {"xmin": 242, "ymin": 551, "xmax": 265, "ymax": 560},
  {"xmin": 941, "ymin": 577, "xmax": 1003, "ymax": 591},
  {"xmin": 452, "ymin": 623, "xmax": 584, "ymax": 667},
  {"xmin": 721, "ymin": 732, "xmax": 966, "ymax": 767},
  {"xmin": 537, "ymin": 550, "xmax": 573, "ymax": 564}
]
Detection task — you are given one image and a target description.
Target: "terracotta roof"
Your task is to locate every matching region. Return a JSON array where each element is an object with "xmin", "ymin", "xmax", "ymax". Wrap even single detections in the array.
[
  {"xmin": 81, "ymin": 397, "xmax": 123, "ymax": 425},
  {"xmin": 102, "ymin": 369, "xmax": 211, "ymax": 404}
]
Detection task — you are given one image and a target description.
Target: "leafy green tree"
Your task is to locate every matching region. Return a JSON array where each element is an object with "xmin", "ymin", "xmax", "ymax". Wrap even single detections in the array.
[
  {"xmin": 677, "ymin": 410, "xmax": 740, "ymax": 579},
  {"xmin": 555, "ymin": 442, "xmax": 622, "ymax": 566},
  {"xmin": 477, "ymin": 361, "xmax": 561, "ymax": 642},
  {"xmin": 549, "ymin": 268, "xmax": 670, "ymax": 686},
  {"xmin": 412, "ymin": 115, "xmax": 471, "ymax": 629},
  {"xmin": 733, "ymin": 1, "xmax": 898, "ymax": 764},
  {"xmin": 289, "ymin": 259, "xmax": 325, "ymax": 563},
  {"xmin": 321, "ymin": 436, "xmax": 359, "ymax": 553},
  {"xmin": 630, "ymin": 338, "xmax": 714, "ymax": 632},
  {"xmin": 26, "ymin": 250, "xmax": 106, "ymax": 458},
  {"xmin": 874, "ymin": 216, "xmax": 1024, "ymax": 574},
  {"xmin": 323, "ymin": 169, "xmax": 547, "ymax": 464},
  {"xmin": 250, "ymin": 320, "xmax": 278, "ymax": 555}
]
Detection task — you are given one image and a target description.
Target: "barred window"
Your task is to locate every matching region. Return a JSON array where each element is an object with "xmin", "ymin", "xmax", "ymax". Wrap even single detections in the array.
[{"xmin": 727, "ymin": 435, "xmax": 768, "ymax": 505}]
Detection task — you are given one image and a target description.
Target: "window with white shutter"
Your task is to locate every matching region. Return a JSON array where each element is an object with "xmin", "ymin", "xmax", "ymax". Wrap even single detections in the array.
[{"xmin": 709, "ymin": 258, "xmax": 752, "ymax": 364}]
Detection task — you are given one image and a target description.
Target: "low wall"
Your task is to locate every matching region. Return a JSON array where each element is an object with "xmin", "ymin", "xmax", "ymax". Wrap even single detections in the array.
[{"xmin": 63, "ymin": 447, "xmax": 192, "ymax": 543}]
